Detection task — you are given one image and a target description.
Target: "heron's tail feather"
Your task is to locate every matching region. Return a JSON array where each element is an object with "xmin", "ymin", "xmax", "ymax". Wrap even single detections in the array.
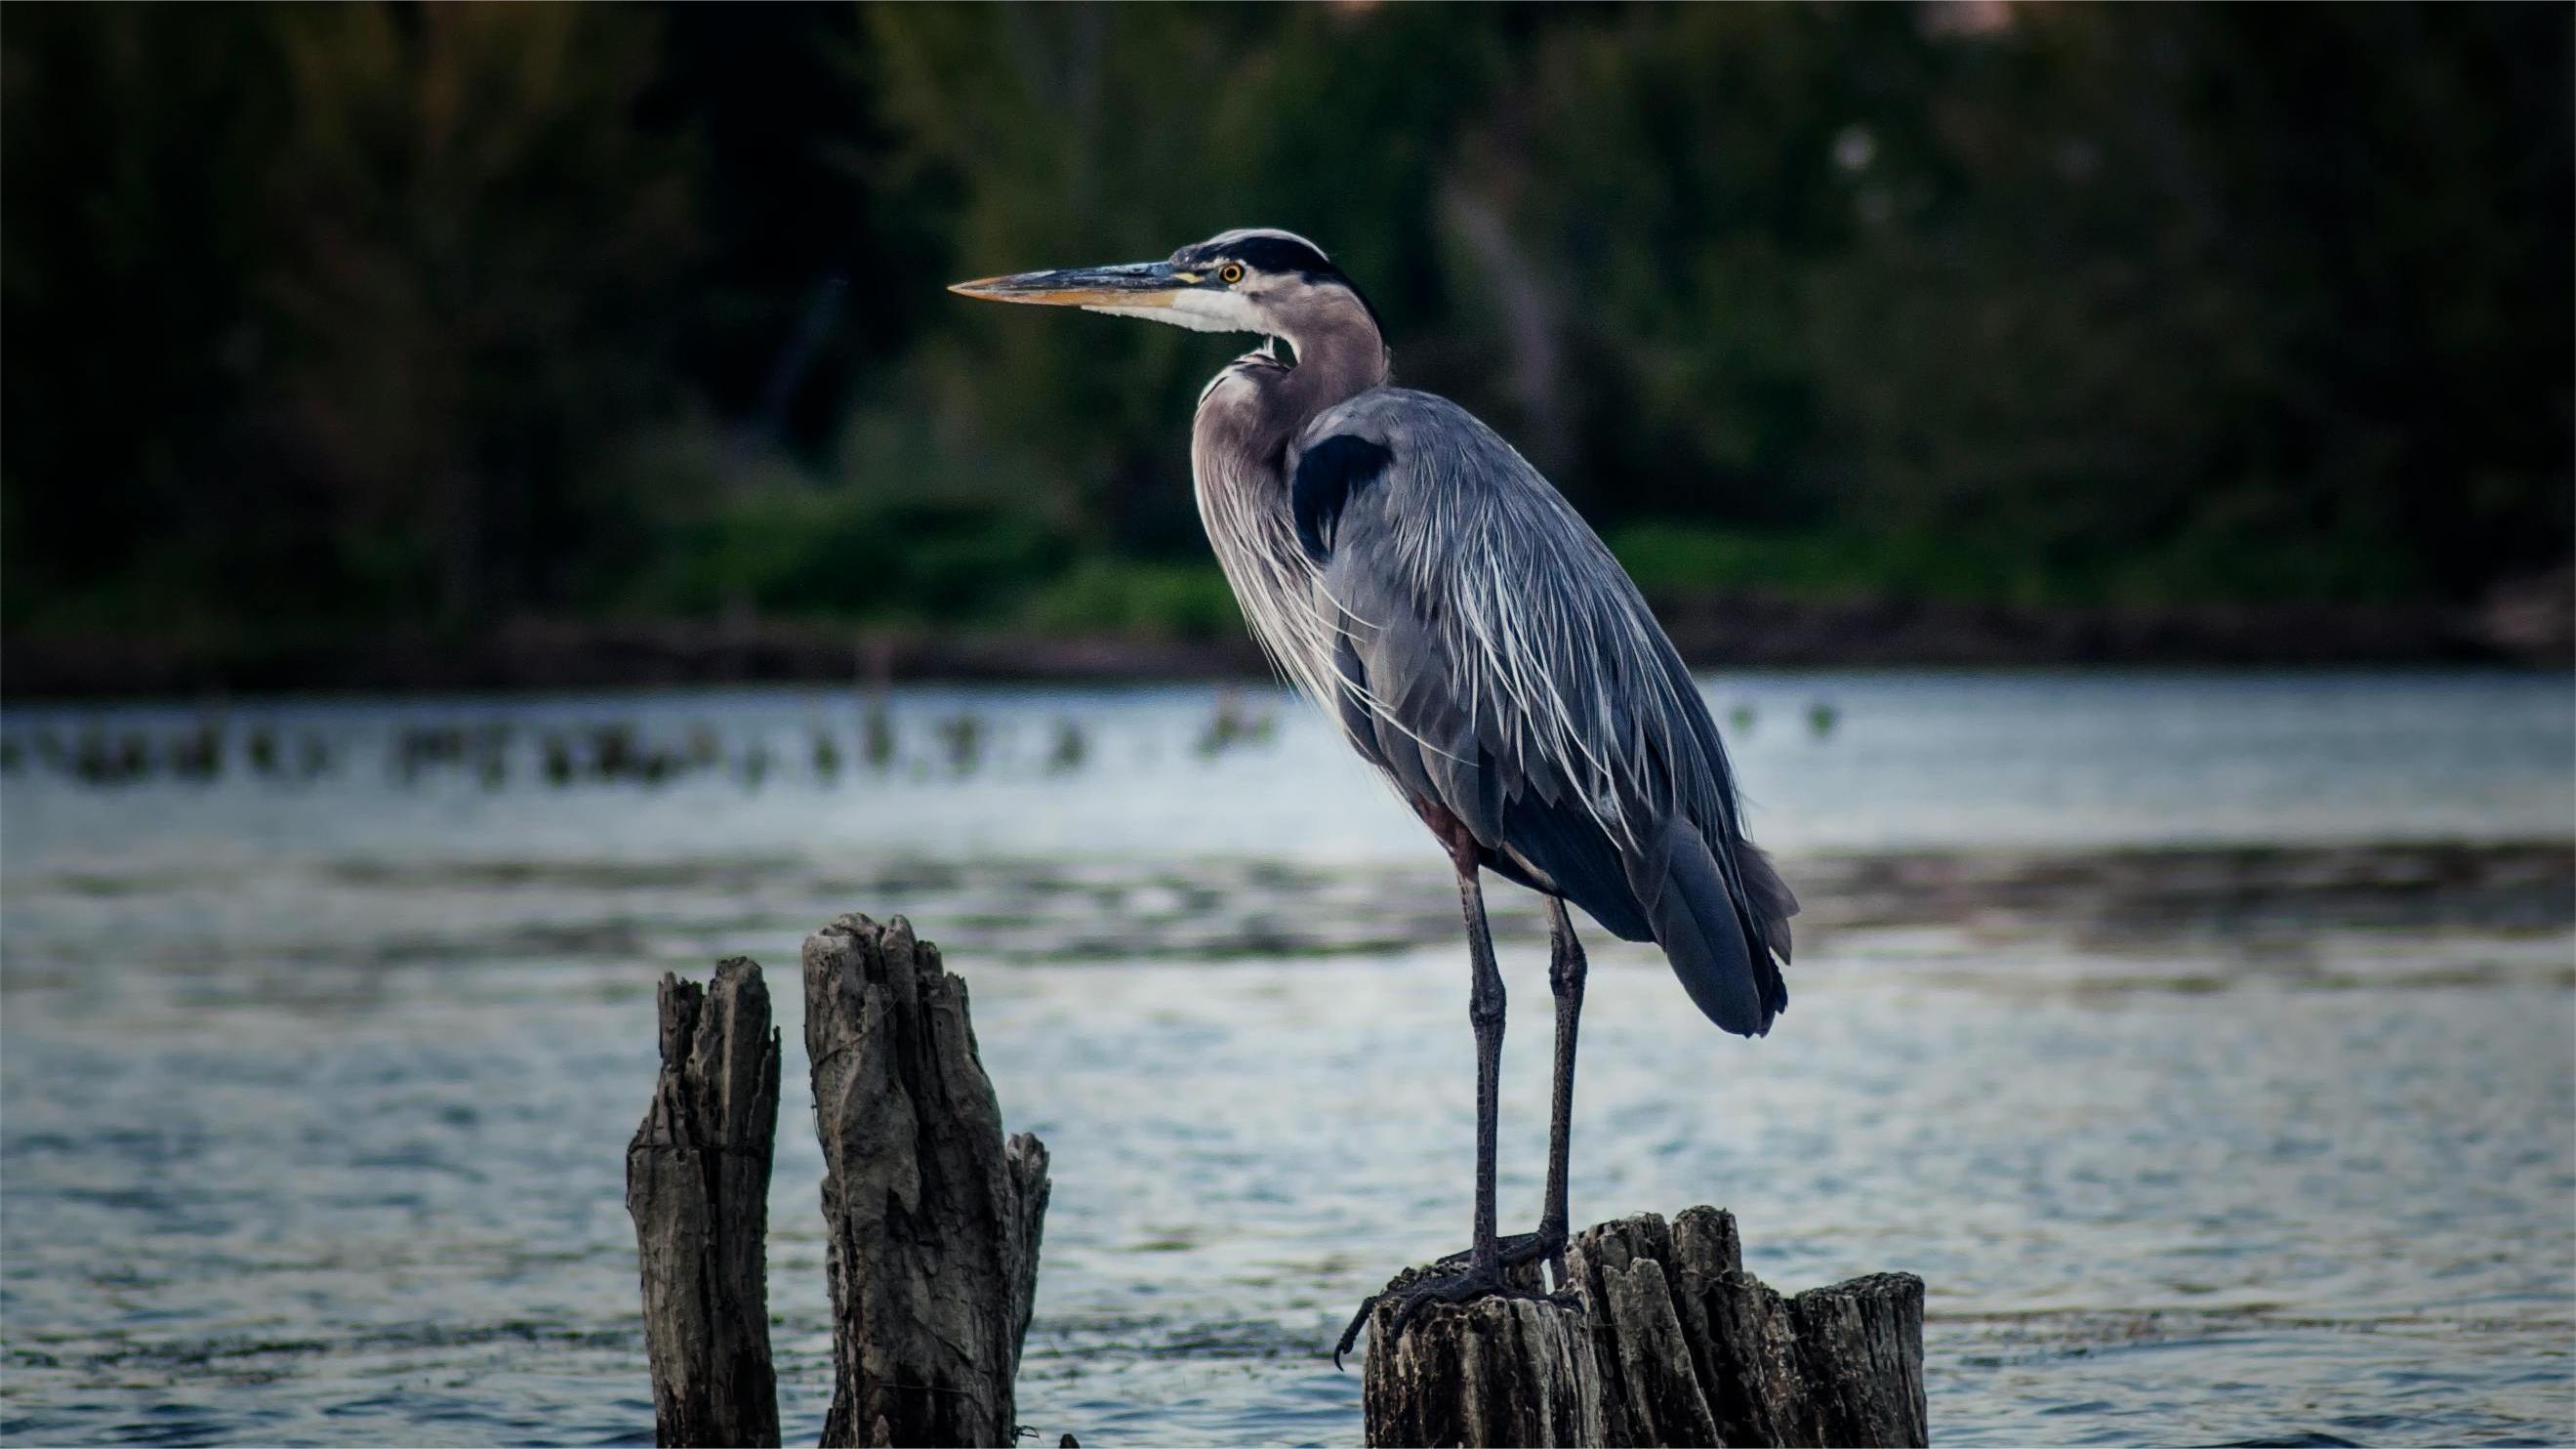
[
  {"xmin": 1738, "ymin": 840, "xmax": 1799, "ymax": 969},
  {"xmin": 1628, "ymin": 818, "xmax": 1788, "ymax": 1037}
]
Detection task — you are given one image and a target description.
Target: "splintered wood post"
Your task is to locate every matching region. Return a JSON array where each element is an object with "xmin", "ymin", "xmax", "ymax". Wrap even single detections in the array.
[
  {"xmin": 626, "ymin": 959, "xmax": 784, "ymax": 1448},
  {"xmin": 1362, "ymin": 1207, "xmax": 1927, "ymax": 1449},
  {"xmin": 805, "ymin": 913, "xmax": 1051, "ymax": 1449}
]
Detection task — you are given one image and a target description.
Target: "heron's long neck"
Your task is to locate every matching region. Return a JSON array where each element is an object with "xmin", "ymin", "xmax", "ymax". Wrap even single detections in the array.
[{"xmin": 1278, "ymin": 300, "xmax": 1389, "ymax": 435}]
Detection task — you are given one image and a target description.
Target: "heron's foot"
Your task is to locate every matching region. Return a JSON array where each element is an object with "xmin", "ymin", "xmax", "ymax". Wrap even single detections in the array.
[
  {"xmin": 1434, "ymin": 1222, "xmax": 1568, "ymax": 1279},
  {"xmin": 1329, "ymin": 1251, "xmax": 1567, "ymax": 1370}
]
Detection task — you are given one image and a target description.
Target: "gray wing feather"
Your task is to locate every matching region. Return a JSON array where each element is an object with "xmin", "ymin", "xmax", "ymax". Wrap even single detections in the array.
[{"xmin": 1294, "ymin": 389, "xmax": 1795, "ymax": 1034}]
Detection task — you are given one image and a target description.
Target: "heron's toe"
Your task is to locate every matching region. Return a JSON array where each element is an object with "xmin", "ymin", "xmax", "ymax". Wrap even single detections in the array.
[
  {"xmin": 1331, "ymin": 1251, "xmax": 1570, "ymax": 1369},
  {"xmin": 1433, "ymin": 1225, "xmax": 1566, "ymax": 1271}
]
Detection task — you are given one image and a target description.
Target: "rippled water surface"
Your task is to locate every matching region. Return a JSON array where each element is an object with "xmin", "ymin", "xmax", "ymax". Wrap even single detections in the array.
[{"xmin": 4, "ymin": 671, "xmax": 2571, "ymax": 1446}]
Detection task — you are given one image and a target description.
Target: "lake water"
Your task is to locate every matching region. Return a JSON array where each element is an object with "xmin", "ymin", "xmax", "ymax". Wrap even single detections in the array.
[{"xmin": 3, "ymin": 670, "xmax": 2571, "ymax": 1446}]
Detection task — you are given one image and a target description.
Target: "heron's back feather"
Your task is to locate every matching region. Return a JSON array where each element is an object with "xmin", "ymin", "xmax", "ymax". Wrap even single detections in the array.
[{"xmin": 1257, "ymin": 388, "xmax": 1795, "ymax": 1034}]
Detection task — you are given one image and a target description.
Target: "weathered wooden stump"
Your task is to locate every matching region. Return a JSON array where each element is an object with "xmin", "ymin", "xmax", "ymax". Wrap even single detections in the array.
[
  {"xmin": 805, "ymin": 913, "xmax": 1052, "ymax": 1449},
  {"xmin": 1362, "ymin": 1208, "xmax": 1926, "ymax": 1448},
  {"xmin": 627, "ymin": 959, "xmax": 784, "ymax": 1448}
]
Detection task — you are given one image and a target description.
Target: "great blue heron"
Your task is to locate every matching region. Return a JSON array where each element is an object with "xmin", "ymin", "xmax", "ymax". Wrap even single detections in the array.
[{"xmin": 953, "ymin": 228, "xmax": 1796, "ymax": 1365}]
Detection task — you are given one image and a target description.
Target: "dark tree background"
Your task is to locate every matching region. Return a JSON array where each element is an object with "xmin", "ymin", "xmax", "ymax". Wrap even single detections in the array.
[{"xmin": 5, "ymin": 3, "xmax": 2567, "ymax": 656}]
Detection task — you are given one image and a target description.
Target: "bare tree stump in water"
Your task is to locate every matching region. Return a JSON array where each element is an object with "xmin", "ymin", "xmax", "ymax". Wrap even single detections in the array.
[
  {"xmin": 1362, "ymin": 1208, "xmax": 1926, "ymax": 1448},
  {"xmin": 627, "ymin": 960, "xmax": 784, "ymax": 1448},
  {"xmin": 804, "ymin": 913, "xmax": 1051, "ymax": 1449}
]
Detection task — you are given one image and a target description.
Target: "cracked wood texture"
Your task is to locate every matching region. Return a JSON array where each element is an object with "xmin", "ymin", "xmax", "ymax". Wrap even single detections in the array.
[
  {"xmin": 627, "ymin": 959, "xmax": 783, "ymax": 1448},
  {"xmin": 806, "ymin": 913, "xmax": 1051, "ymax": 1449},
  {"xmin": 1362, "ymin": 1208, "xmax": 1926, "ymax": 1448}
]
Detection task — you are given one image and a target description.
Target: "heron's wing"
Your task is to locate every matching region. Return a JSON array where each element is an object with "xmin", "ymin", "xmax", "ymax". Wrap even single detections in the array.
[{"xmin": 1290, "ymin": 390, "xmax": 1795, "ymax": 1035}]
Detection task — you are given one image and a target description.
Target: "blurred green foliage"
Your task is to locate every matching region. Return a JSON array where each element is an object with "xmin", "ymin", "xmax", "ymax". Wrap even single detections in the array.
[
  {"xmin": 1021, "ymin": 559, "xmax": 1246, "ymax": 642},
  {"xmin": 4, "ymin": 3, "xmax": 2566, "ymax": 643}
]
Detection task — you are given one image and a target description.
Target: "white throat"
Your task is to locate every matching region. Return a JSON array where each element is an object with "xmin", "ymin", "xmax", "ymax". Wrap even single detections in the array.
[{"xmin": 1083, "ymin": 288, "xmax": 1269, "ymax": 335}]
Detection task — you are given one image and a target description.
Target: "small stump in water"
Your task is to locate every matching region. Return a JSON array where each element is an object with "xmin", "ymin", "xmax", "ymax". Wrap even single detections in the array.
[
  {"xmin": 626, "ymin": 960, "xmax": 784, "ymax": 1449},
  {"xmin": 1361, "ymin": 1208, "xmax": 1926, "ymax": 1449},
  {"xmin": 805, "ymin": 913, "xmax": 1052, "ymax": 1449}
]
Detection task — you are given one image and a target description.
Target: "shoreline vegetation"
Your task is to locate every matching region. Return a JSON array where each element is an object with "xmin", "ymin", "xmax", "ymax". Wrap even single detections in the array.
[
  {"xmin": 9, "ymin": 9, "xmax": 2569, "ymax": 710},
  {"xmin": 6, "ymin": 563, "xmax": 2566, "ymax": 701}
]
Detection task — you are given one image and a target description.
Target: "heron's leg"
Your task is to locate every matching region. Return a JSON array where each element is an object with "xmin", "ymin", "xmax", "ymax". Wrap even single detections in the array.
[
  {"xmin": 1430, "ymin": 897, "xmax": 1580, "ymax": 1280},
  {"xmin": 1536, "ymin": 894, "xmax": 1586, "ymax": 1285},
  {"xmin": 1333, "ymin": 843, "xmax": 1558, "ymax": 1370},
  {"xmin": 1458, "ymin": 855, "xmax": 1506, "ymax": 1269}
]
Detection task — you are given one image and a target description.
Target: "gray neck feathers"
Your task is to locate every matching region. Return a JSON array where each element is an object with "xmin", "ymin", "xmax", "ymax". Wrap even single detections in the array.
[
  {"xmin": 1276, "ymin": 287, "xmax": 1389, "ymax": 428},
  {"xmin": 1188, "ymin": 286, "xmax": 1388, "ymax": 705}
]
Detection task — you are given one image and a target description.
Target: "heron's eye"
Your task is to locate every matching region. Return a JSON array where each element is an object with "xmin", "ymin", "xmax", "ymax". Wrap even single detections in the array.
[{"xmin": 1219, "ymin": 263, "xmax": 1245, "ymax": 285}]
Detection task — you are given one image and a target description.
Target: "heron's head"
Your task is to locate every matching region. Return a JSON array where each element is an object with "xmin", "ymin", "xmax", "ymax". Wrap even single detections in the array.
[{"xmin": 950, "ymin": 228, "xmax": 1381, "ymax": 357}]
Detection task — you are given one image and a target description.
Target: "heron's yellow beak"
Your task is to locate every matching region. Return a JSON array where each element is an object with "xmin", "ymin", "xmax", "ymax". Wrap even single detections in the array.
[{"xmin": 949, "ymin": 260, "xmax": 1193, "ymax": 309}]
